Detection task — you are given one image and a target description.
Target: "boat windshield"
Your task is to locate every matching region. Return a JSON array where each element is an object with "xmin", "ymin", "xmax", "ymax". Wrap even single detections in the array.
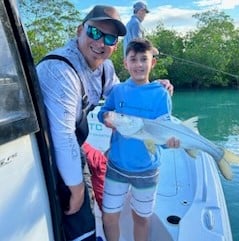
[{"xmin": 0, "ymin": 4, "xmax": 38, "ymax": 145}]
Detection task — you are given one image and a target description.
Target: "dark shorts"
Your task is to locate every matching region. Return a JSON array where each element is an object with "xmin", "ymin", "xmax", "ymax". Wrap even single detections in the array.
[{"xmin": 106, "ymin": 161, "xmax": 159, "ymax": 188}]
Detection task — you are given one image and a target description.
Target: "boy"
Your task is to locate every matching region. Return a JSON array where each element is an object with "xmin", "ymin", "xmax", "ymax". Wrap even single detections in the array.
[{"xmin": 98, "ymin": 38, "xmax": 176, "ymax": 241}]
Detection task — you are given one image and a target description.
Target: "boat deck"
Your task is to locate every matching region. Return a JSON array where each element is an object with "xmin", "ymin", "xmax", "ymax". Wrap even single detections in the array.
[{"xmin": 94, "ymin": 149, "xmax": 232, "ymax": 241}]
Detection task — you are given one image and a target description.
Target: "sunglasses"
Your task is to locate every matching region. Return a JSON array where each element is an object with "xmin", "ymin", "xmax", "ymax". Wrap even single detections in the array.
[{"xmin": 86, "ymin": 25, "xmax": 118, "ymax": 46}]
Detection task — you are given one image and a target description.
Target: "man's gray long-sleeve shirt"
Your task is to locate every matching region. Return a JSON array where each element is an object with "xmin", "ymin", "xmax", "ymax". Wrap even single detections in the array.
[{"xmin": 37, "ymin": 38, "xmax": 119, "ymax": 186}]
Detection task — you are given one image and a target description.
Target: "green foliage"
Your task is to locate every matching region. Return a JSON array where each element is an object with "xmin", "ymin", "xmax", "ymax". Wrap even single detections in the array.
[
  {"xmin": 146, "ymin": 9, "xmax": 239, "ymax": 88},
  {"xmin": 18, "ymin": 0, "xmax": 81, "ymax": 63},
  {"xmin": 182, "ymin": 10, "xmax": 239, "ymax": 88},
  {"xmin": 19, "ymin": 3, "xmax": 239, "ymax": 88},
  {"xmin": 147, "ymin": 24, "xmax": 184, "ymax": 84}
]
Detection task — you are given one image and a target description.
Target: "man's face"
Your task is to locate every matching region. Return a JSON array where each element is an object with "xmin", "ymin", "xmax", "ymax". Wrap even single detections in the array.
[
  {"xmin": 77, "ymin": 20, "xmax": 118, "ymax": 69},
  {"xmin": 137, "ymin": 8, "xmax": 147, "ymax": 21}
]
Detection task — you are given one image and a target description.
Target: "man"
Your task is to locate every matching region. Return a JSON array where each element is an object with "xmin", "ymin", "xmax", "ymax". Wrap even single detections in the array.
[
  {"xmin": 37, "ymin": 5, "xmax": 173, "ymax": 241},
  {"xmin": 123, "ymin": 1, "xmax": 149, "ymax": 56}
]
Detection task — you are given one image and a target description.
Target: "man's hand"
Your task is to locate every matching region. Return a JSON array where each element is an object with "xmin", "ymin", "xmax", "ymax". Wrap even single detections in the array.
[
  {"xmin": 158, "ymin": 79, "xmax": 174, "ymax": 96},
  {"xmin": 65, "ymin": 182, "xmax": 85, "ymax": 215}
]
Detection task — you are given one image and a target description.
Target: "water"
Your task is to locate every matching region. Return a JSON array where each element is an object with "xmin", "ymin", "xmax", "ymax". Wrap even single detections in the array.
[{"xmin": 172, "ymin": 89, "xmax": 239, "ymax": 241}]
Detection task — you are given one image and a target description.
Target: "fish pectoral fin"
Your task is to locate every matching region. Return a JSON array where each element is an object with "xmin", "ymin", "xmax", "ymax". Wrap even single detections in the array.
[{"xmin": 144, "ymin": 139, "xmax": 157, "ymax": 155}]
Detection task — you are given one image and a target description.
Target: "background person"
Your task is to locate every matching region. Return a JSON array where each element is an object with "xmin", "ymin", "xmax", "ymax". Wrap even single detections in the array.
[{"xmin": 123, "ymin": 1, "xmax": 149, "ymax": 56}]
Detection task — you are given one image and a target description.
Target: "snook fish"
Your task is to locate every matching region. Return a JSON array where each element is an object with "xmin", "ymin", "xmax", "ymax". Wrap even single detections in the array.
[{"xmin": 105, "ymin": 112, "xmax": 239, "ymax": 180}]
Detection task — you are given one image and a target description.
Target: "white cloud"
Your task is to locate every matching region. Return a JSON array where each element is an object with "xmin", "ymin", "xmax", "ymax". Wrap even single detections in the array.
[
  {"xmin": 141, "ymin": 5, "xmax": 200, "ymax": 35},
  {"xmin": 194, "ymin": 0, "xmax": 239, "ymax": 9}
]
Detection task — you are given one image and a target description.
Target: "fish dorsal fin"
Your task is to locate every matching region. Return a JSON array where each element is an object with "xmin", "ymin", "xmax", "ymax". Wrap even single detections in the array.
[
  {"xmin": 154, "ymin": 114, "xmax": 199, "ymax": 133},
  {"xmin": 182, "ymin": 116, "xmax": 199, "ymax": 133}
]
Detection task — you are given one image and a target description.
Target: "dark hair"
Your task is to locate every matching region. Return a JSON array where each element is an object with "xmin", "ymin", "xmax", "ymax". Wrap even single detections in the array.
[{"xmin": 125, "ymin": 38, "xmax": 153, "ymax": 56}]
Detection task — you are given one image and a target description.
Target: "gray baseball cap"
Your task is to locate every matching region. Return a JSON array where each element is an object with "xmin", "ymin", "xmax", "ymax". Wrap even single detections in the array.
[
  {"xmin": 82, "ymin": 5, "xmax": 126, "ymax": 36},
  {"xmin": 133, "ymin": 2, "xmax": 149, "ymax": 13}
]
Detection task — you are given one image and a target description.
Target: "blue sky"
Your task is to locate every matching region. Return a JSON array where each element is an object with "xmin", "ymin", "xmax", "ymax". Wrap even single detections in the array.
[{"xmin": 70, "ymin": 0, "xmax": 239, "ymax": 35}]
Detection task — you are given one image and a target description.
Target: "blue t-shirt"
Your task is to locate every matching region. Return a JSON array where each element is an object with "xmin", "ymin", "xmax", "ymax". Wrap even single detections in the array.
[{"xmin": 98, "ymin": 79, "xmax": 172, "ymax": 172}]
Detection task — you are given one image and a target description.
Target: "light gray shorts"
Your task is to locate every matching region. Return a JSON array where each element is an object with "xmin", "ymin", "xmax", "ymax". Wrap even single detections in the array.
[{"xmin": 102, "ymin": 161, "xmax": 159, "ymax": 217}]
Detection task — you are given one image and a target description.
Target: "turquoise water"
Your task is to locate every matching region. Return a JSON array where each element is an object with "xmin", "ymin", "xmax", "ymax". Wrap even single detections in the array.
[{"xmin": 172, "ymin": 89, "xmax": 239, "ymax": 241}]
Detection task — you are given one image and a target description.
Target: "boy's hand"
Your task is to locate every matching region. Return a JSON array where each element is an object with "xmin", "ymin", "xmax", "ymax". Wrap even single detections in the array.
[{"xmin": 166, "ymin": 137, "xmax": 180, "ymax": 148}]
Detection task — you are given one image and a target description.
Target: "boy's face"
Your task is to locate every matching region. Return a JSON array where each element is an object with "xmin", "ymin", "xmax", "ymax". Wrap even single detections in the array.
[{"xmin": 124, "ymin": 50, "xmax": 156, "ymax": 84}]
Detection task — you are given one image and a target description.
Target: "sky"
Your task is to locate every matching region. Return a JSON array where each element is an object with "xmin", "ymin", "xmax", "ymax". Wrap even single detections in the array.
[{"xmin": 70, "ymin": 0, "xmax": 239, "ymax": 35}]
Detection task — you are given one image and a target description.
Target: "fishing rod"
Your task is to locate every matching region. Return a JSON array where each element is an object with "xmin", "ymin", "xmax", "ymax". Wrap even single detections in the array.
[{"xmin": 158, "ymin": 52, "xmax": 239, "ymax": 80}]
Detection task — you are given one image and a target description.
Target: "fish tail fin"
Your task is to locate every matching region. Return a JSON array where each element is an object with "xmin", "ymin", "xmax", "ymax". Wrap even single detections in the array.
[
  {"xmin": 223, "ymin": 149, "xmax": 239, "ymax": 164},
  {"xmin": 217, "ymin": 149, "xmax": 239, "ymax": 180}
]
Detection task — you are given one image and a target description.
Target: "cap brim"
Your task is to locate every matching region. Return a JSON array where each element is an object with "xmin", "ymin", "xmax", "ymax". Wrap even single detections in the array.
[
  {"xmin": 87, "ymin": 17, "xmax": 126, "ymax": 36},
  {"xmin": 113, "ymin": 20, "xmax": 127, "ymax": 36}
]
